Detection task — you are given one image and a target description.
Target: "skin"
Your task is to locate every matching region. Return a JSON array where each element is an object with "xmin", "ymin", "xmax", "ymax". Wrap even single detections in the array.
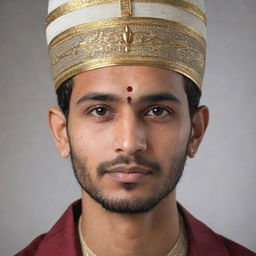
[{"xmin": 48, "ymin": 66, "xmax": 209, "ymax": 256}]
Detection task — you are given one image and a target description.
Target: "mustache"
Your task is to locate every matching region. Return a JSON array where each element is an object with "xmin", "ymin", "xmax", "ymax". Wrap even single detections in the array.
[{"xmin": 97, "ymin": 154, "xmax": 161, "ymax": 177}]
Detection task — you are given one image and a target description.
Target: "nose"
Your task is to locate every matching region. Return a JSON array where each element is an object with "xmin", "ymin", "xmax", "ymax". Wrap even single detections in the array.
[{"xmin": 113, "ymin": 112, "xmax": 147, "ymax": 155}]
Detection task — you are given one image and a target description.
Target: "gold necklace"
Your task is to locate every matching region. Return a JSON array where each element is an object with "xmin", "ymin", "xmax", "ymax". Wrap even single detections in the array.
[{"xmin": 78, "ymin": 214, "xmax": 188, "ymax": 256}]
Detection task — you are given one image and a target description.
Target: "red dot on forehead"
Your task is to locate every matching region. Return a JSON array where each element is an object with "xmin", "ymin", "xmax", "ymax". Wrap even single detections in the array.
[{"xmin": 127, "ymin": 86, "xmax": 133, "ymax": 92}]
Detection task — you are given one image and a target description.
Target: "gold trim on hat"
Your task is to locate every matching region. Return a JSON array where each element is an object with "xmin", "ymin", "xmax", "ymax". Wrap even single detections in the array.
[
  {"xmin": 55, "ymin": 58, "xmax": 202, "ymax": 91},
  {"xmin": 49, "ymin": 17, "xmax": 206, "ymax": 48},
  {"xmin": 120, "ymin": 0, "xmax": 132, "ymax": 17},
  {"xmin": 45, "ymin": 0, "xmax": 207, "ymax": 28},
  {"xmin": 48, "ymin": 17, "xmax": 205, "ymax": 90}
]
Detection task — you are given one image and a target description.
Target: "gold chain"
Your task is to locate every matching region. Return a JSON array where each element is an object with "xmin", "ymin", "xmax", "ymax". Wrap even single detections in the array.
[{"xmin": 78, "ymin": 214, "xmax": 188, "ymax": 256}]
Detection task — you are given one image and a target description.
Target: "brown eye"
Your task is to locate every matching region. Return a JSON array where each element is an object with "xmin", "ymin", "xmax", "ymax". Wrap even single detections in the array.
[
  {"xmin": 152, "ymin": 107, "xmax": 164, "ymax": 116},
  {"xmin": 88, "ymin": 106, "xmax": 109, "ymax": 117},
  {"xmin": 94, "ymin": 107, "xmax": 107, "ymax": 116},
  {"xmin": 145, "ymin": 107, "xmax": 171, "ymax": 117}
]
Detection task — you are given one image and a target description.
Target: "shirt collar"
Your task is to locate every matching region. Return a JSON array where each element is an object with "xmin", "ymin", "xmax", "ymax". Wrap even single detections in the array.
[{"xmin": 37, "ymin": 200, "xmax": 230, "ymax": 256}]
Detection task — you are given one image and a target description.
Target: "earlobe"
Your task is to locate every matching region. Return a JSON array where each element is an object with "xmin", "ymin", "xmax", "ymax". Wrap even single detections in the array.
[
  {"xmin": 188, "ymin": 106, "xmax": 209, "ymax": 158},
  {"xmin": 48, "ymin": 107, "xmax": 70, "ymax": 158}
]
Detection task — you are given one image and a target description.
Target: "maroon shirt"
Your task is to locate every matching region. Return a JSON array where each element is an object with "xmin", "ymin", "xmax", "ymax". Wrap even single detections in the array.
[{"xmin": 16, "ymin": 200, "xmax": 256, "ymax": 256}]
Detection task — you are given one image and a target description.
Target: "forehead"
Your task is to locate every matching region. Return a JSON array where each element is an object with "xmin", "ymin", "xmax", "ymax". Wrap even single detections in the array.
[{"xmin": 72, "ymin": 66, "xmax": 186, "ymax": 101}]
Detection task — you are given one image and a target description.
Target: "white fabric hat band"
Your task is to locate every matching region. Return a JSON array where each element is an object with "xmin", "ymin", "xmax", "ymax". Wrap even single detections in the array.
[{"xmin": 46, "ymin": 2, "xmax": 206, "ymax": 45}]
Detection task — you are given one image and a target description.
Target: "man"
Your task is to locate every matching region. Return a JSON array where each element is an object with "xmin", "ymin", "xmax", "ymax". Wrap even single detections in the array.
[{"xmin": 16, "ymin": 0, "xmax": 255, "ymax": 255}]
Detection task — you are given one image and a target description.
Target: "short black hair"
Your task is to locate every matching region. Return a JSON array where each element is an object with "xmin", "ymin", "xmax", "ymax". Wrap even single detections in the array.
[
  {"xmin": 56, "ymin": 75, "xmax": 201, "ymax": 118},
  {"xmin": 183, "ymin": 76, "xmax": 201, "ymax": 117},
  {"xmin": 56, "ymin": 77, "xmax": 73, "ymax": 118}
]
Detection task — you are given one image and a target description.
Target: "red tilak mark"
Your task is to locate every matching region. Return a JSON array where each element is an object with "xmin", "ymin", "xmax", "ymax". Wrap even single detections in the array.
[
  {"xmin": 127, "ymin": 86, "xmax": 133, "ymax": 92},
  {"xmin": 127, "ymin": 97, "xmax": 132, "ymax": 104}
]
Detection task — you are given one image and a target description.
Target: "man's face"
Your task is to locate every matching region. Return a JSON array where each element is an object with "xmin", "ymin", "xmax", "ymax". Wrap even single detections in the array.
[{"xmin": 67, "ymin": 66, "xmax": 192, "ymax": 213}]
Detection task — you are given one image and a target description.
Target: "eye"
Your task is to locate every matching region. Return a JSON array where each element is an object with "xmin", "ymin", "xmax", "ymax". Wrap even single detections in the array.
[
  {"xmin": 93, "ymin": 107, "xmax": 107, "ymax": 116},
  {"xmin": 87, "ymin": 106, "xmax": 110, "ymax": 118},
  {"xmin": 145, "ymin": 106, "xmax": 172, "ymax": 117}
]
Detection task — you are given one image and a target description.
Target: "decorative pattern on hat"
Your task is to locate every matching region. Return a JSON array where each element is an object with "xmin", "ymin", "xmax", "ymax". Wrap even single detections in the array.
[{"xmin": 46, "ymin": 0, "xmax": 207, "ymax": 90}]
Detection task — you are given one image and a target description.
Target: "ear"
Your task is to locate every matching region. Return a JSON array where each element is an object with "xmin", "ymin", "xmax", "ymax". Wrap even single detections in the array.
[
  {"xmin": 188, "ymin": 106, "xmax": 209, "ymax": 158},
  {"xmin": 48, "ymin": 106, "xmax": 70, "ymax": 158}
]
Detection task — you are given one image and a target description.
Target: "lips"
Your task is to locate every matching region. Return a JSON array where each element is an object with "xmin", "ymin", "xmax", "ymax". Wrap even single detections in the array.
[{"xmin": 106, "ymin": 166, "xmax": 152, "ymax": 183}]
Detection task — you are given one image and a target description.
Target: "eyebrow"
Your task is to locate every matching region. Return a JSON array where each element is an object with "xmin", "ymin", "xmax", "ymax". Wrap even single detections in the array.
[
  {"xmin": 139, "ymin": 93, "xmax": 181, "ymax": 104},
  {"xmin": 76, "ymin": 92, "xmax": 181, "ymax": 105},
  {"xmin": 76, "ymin": 93, "xmax": 122, "ymax": 105}
]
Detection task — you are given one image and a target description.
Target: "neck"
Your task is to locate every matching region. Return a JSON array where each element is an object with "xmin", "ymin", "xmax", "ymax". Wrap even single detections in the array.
[{"xmin": 80, "ymin": 190, "xmax": 180, "ymax": 256}]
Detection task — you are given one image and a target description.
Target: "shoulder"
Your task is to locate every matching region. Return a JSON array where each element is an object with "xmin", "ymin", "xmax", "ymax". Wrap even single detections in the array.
[
  {"xmin": 219, "ymin": 235, "xmax": 256, "ymax": 256},
  {"xmin": 15, "ymin": 234, "xmax": 46, "ymax": 256},
  {"xmin": 14, "ymin": 200, "xmax": 82, "ymax": 256},
  {"xmin": 178, "ymin": 203, "xmax": 256, "ymax": 256}
]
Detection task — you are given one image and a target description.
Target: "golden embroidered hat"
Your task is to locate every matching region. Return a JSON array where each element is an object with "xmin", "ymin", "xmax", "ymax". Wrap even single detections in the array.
[{"xmin": 46, "ymin": 0, "xmax": 207, "ymax": 90}]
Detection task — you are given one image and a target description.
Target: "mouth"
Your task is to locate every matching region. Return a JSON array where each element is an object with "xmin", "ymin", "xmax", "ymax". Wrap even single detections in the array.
[{"xmin": 106, "ymin": 165, "xmax": 153, "ymax": 183}]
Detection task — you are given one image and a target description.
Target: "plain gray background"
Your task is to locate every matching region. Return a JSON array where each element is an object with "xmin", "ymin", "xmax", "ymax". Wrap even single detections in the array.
[{"xmin": 0, "ymin": 0, "xmax": 255, "ymax": 255}]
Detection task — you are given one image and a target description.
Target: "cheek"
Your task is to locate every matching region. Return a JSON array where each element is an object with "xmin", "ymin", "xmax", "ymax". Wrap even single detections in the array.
[
  {"xmin": 68, "ymin": 120, "xmax": 113, "ymax": 162},
  {"xmin": 147, "ymin": 119, "xmax": 191, "ymax": 153}
]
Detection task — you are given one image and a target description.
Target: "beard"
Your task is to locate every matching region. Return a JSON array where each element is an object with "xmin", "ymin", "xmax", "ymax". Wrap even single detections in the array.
[{"xmin": 70, "ymin": 143, "xmax": 188, "ymax": 214}]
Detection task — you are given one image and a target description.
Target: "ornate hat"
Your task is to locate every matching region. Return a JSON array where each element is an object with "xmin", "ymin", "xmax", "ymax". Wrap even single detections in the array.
[{"xmin": 46, "ymin": 0, "xmax": 207, "ymax": 90}]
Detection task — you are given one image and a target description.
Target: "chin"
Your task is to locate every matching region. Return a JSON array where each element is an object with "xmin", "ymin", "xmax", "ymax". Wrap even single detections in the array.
[{"xmin": 85, "ymin": 183, "xmax": 173, "ymax": 214}]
